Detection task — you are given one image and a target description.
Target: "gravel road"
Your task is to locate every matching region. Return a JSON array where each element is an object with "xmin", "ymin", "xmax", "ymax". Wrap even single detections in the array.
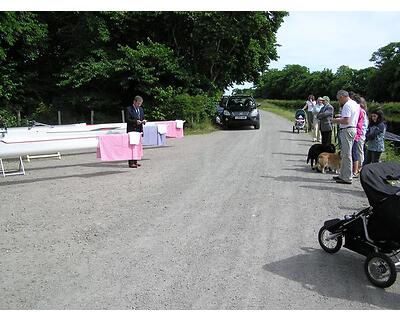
[{"xmin": 1, "ymin": 110, "xmax": 399, "ymax": 309}]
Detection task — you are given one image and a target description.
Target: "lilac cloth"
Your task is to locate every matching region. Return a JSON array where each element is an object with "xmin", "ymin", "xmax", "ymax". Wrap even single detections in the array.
[
  {"xmin": 142, "ymin": 123, "xmax": 165, "ymax": 146},
  {"xmin": 96, "ymin": 134, "xmax": 143, "ymax": 161},
  {"xmin": 157, "ymin": 132, "xmax": 166, "ymax": 145}
]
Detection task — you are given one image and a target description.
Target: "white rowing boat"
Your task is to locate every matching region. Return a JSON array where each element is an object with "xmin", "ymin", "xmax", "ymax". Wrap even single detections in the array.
[{"xmin": 0, "ymin": 122, "xmax": 126, "ymax": 159}]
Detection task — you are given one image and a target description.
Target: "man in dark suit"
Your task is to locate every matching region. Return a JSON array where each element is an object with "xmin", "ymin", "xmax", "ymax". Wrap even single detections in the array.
[{"xmin": 126, "ymin": 95, "xmax": 146, "ymax": 168}]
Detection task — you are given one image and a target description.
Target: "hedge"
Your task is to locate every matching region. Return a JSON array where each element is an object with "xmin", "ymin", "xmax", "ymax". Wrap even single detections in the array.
[{"xmin": 261, "ymin": 99, "xmax": 400, "ymax": 122}]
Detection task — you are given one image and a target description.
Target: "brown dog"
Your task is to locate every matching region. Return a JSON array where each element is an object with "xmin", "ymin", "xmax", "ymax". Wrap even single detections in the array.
[{"xmin": 316, "ymin": 152, "xmax": 341, "ymax": 174}]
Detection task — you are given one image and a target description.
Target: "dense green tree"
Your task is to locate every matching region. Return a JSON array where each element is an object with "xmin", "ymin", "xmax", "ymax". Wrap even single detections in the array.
[
  {"xmin": 369, "ymin": 42, "xmax": 400, "ymax": 101},
  {"xmin": 0, "ymin": 12, "xmax": 47, "ymax": 113},
  {"xmin": 0, "ymin": 11, "xmax": 287, "ymax": 123}
]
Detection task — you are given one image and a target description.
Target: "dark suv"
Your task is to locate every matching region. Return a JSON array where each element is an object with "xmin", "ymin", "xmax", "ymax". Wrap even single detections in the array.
[{"xmin": 221, "ymin": 95, "xmax": 260, "ymax": 129}]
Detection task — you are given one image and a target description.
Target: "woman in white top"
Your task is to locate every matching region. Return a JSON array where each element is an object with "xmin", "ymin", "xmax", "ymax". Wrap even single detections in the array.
[
  {"xmin": 303, "ymin": 95, "xmax": 316, "ymax": 131},
  {"xmin": 312, "ymin": 97, "xmax": 324, "ymax": 142}
]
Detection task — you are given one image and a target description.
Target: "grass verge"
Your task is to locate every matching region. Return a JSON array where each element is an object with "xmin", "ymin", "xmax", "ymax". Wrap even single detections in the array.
[
  {"xmin": 382, "ymin": 141, "xmax": 400, "ymax": 162},
  {"xmin": 258, "ymin": 99, "xmax": 295, "ymax": 122},
  {"xmin": 184, "ymin": 119, "xmax": 219, "ymax": 135}
]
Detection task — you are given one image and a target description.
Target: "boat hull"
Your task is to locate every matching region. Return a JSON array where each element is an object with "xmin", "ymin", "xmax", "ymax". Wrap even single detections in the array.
[{"xmin": 0, "ymin": 123, "xmax": 126, "ymax": 159}]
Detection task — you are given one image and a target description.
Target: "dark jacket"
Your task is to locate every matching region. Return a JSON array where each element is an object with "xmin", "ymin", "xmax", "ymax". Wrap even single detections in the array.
[
  {"xmin": 317, "ymin": 103, "xmax": 334, "ymax": 132},
  {"xmin": 126, "ymin": 105, "xmax": 145, "ymax": 133}
]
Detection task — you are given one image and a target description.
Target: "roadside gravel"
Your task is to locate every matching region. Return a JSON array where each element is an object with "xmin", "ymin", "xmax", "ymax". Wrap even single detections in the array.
[{"xmin": 0, "ymin": 111, "xmax": 398, "ymax": 309}]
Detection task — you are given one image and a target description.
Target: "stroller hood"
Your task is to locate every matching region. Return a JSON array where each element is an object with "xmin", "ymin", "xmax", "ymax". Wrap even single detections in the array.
[
  {"xmin": 361, "ymin": 162, "xmax": 400, "ymax": 242},
  {"xmin": 360, "ymin": 161, "xmax": 400, "ymax": 207},
  {"xmin": 295, "ymin": 109, "xmax": 306, "ymax": 119}
]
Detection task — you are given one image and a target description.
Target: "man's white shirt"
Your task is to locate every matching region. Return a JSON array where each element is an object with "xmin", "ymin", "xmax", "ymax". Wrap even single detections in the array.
[{"xmin": 340, "ymin": 98, "xmax": 360, "ymax": 129}]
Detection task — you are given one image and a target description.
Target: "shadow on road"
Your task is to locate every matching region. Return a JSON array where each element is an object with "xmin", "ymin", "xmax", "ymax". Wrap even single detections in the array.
[
  {"xmin": 282, "ymin": 166, "xmax": 312, "ymax": 173},
  {"xmin": 285, "ymin": 159, "xmax": 305, "ymax": 163},
  {"xmin": 272, "ymin": 152, "xmax": 306, "ymax": 157},
  {"xmin": 280, "ymin": 138, "xmax": 312, "ymax": 143},
  {"xmin": 298, "ymin": 185, "xmax": 366, "ymax": 198},
  {"xmin": 0, "ymin": 170, "xmax": 126, "ymax": 186},
  {"xmin": 20, "ymin": 159, "xmax": 151, "ymax": 172},
  {"xmin": 260, "ymin": 174, "xmax": 366, "ymax": 198},
  {"xmin": 338, "ymin": 205, "xmax": 369, "ymax": 212},
  {"xmin": 263, "ymin": 247, "xmax": 400, "ymax": 309},
  {"xmin": 260, "ymin": 174, "xmax": 334, "ymax": 184}
]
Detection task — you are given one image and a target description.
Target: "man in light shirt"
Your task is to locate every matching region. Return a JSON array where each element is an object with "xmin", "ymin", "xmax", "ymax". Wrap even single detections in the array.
[{"xmin": 332, "ymin": 90, "xmax": 360, "ymax": 184}]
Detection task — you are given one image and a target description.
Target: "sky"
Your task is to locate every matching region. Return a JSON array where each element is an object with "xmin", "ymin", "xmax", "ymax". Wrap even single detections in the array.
[
  {"xmin": 226, "ymin": 11, "xmax": 400, "ymax": 94},
  {"xmin": 270, "ymin": 11, "xmax": 400, "ymax": 72}
]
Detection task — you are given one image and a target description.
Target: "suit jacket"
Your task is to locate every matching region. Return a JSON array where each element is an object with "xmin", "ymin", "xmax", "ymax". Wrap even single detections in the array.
[
  {"xmin": 317, "ymin": 103, "xmax": 334, "ymax": 132},
  {"xmin": 126, "ymin": 105, "xmax": 145, "ymax": 133}
]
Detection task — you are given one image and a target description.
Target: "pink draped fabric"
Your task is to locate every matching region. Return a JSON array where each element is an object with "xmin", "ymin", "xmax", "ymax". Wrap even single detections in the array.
[
  {"xmin": 152, "ymin": 121, "xmax": 184, "ymax": 139},
  {"xmin": 96, "ymin": 134, "xmax": 143, "ymax": 161},
  {"xmin": 355, "ymin": 108, "xmax": 365, "ymax": 142}
]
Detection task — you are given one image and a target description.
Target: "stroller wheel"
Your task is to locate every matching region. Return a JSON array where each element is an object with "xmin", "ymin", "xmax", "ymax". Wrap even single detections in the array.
[
  {"xmin": 293, "ymin": 126, "xmax": 295, "ymax": 133},
  {"xmin": 318, "ymin": 226, "xmax": 342, "ymax": 253},
  {"xmin": 297, "ymin": 128, "xmax": 300, "ymax": 134},
  {"xmin": 364, "ymin": 253, "xmax": 397, "ymax": 288}
]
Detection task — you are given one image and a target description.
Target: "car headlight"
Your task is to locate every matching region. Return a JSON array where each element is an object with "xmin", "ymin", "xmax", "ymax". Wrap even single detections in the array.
[
  {"xmin": 223, "ymin": 110, "xmax": 230, "ymax": 116},
  {"xmin": 249, "ymin": 109, "xmax": 259, "ymax": 117}
]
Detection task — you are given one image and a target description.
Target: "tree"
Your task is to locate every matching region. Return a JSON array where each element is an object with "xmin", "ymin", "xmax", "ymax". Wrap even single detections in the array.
[
  {"xmin": 370, "ymin": 42, "xmax": 400, "ymax": 101},
  {"xmin": 0, "ymin": 12, "xmax": 47, "ymax": 113},
  {"xmin": 1, "ymin": 12, "xmax": 288, "ymax": 122}
]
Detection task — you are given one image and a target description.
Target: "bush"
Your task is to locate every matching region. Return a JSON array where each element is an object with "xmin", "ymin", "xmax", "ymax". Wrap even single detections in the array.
[
  {"xmin": 383, "ymin": 141, "xmax": 400, "ymax": 162},
  {"xmin": 264, "ymin": 99, "xmax": 305, "ymax": 110},
  {"xmin": 0, "ymin": 109, "xmax": 18, "ymax": 127},
  {"xmin": 264, "ymin": 99, "xmax": 400, "ymax": 120},
  {"xmin": 150, "ymin": 88, "xmax": 215, "ymax": 127}
]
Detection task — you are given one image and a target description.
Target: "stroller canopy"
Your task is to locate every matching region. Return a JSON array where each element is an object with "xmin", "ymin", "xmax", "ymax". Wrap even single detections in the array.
[
  {"xmin": 295, "ymin": 109, "xmax": 306, "ymax": 119},
  {"xmin": 360, "ymin": 161, "xmax": 400, "ymax": 208},
  {"xmin": 361, "ymin": 162, "xmax": 400, "ymax": 242}
]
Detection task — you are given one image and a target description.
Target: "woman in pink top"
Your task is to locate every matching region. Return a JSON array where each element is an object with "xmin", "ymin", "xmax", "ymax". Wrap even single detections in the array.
[{"xmin": 351, "ymin": 95, "xmax": 366, "ymax": 178}]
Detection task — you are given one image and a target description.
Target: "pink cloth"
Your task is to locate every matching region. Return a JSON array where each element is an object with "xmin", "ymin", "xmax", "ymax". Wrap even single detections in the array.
[
  {"xmin": 153, "ymin": 121, "xmax": 184, "ymax": 139},
  {"xmin": 96, "ymin": 134, "xmax": 143, "ymax": 161},
  {"xmin": 355, "ymin": 108, "xmax": 365, "ymax": 142}
]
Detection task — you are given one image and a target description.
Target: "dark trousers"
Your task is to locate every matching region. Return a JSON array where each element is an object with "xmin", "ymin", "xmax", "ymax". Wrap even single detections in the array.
[
  {"xmin": 127, "ymin": 129, "xmax": 140, "ymax": 166},
  {"xmin": 307, "ymin": 111, "xmax": 313, "ymax": 131},
  {"xmin": 128, "ymin": 159, "xmax": 137, "ymax": 166},
  {"xmin": 321, "ymin": 130, "xmax": 332, "ymax": 146},
  {"xmin": 363, "ymin": 150, "xmax": 382, "ymax": 166}
]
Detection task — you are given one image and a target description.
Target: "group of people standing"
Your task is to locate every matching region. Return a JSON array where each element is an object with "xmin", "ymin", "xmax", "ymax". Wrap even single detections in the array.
[
  {"xmin": 303, "ymin": 95, "xmax": 334, "ymax": 145},
  {"xmin": 304, "ymin": 90, "xmax": 387, "ymax": 184}
]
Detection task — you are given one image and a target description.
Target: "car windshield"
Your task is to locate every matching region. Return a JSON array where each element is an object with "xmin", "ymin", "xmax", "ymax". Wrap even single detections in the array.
[{"xmin": 226, "ymin": 97, "xmax": 255, "ymax": 111}]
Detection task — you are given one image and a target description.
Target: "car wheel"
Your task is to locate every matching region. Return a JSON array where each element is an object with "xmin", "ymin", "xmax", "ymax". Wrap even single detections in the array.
[{"xmin": 254, "ymin": 122, "xmax": 260, "ymax": 130}]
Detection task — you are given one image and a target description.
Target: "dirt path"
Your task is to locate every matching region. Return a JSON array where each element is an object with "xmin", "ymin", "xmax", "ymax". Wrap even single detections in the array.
[{"xmin": 0, "ymin": 111, "xmax": 399, "ymax": 309}]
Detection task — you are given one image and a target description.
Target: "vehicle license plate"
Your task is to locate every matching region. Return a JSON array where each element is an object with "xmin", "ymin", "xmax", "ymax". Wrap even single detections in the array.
[{"xmin": 235, "ymin": 116, "xmax": 247, "ymax": 120}]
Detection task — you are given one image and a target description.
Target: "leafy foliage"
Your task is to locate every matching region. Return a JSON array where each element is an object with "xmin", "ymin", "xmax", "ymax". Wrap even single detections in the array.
[
  {"xmin": 254, "ymin": 42, "xmax": 400, "ymax": 103},
  {"xmin": 0, "ymin": 11, "xmax": 287, "ymax": 125}
]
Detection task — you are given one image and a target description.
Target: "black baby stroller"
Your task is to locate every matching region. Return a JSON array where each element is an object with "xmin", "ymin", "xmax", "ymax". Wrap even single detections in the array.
[
  {"xmin": 293, "ymin": 109, "xmax": 308, "ymax": 134},
  {"xmin": 318, "ymin": 161, "xmax": 400, "ymax": 288}
]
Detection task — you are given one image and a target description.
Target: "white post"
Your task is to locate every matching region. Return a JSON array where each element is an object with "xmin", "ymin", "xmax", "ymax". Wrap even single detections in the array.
[
  {"xmin": 91, "ymin": 110, "xmax": 94, "ymax": 124},
  {"xmin": 58, "ymin": 111, "xmax": 62, "ymax": 125},
  {"xmin": 17, "ymin": 111, "xmax": 21, "ymax": 125},
  {"xmin": 121, "ymin": 109, "xmax": 125, "ymax": 123}
]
